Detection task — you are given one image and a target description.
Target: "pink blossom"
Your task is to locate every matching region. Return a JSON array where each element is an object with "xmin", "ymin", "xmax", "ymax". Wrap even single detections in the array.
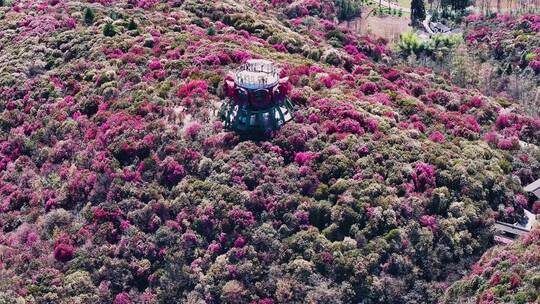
[
  {"xmin": 419, "ymin": 215, "xmax": 438, "ymax": 231},
  {"xmin": 496, "ymin": 138, "xmax": 516, "ymax": 150},
  {"xmin": 429, "ymin": 131, "xmax": 446, "ymax": 143},
  {"xmin": 114, "ymin": 292, "xmax": 132, "ymax": 304},
  {"xmin": 184, "ymin": 122, "xmax": 202, "ymax": 139},
  {"xmin": 273, "ymin": 43, "xmax": 287, "ymax": 53},
  {"xmin": 233, "ymin": 236, "xmax": 246, "ymax": 248},
  {"xmin": 162, "ymin": 157, "xmax": 185, "ymax": 184},
  {"xmin": 294, "ymin": 152, "xmax": 318, "ymax": 165},
  {"xmin": 177, "ymin": 80, "xmax": 208, "ymax": 98},
  {"xmin": 54, "ymin": 243, "xmax": 75, "ymax": 263},
  {"xmin": 228, "ymin": 208, "xmax": 255, "ymax": 227},
  {"xmin": 412, "ymin": 162, "xmax": 436, "ymax": 191},
  {"xmin": 360, "ymin": 81, "xmax": 379, "ymax": 95}
]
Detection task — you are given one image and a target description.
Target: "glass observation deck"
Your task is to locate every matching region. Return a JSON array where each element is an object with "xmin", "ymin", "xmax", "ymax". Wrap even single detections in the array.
[
  {"xmin": 219, "ymin": 59, "xmax": 295, "ymax": 134},
  {"xmin": 233, "ymin": 59, "xmax": 280, "ymax": 90}
]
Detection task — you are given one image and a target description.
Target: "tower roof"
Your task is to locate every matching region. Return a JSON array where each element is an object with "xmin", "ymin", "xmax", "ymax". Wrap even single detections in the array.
[{"xmin": 232, "ymin": 59, "xmax": 280, "ymax": 90}]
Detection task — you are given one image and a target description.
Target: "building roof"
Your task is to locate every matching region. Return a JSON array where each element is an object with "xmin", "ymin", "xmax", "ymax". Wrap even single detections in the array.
[
  {"xmin": 430, "ymin": 22, "xmax": 451, "ymax": 33},
  {"xmin": 524, "ymin": 178, "xmax": 540, "ymax": 192},
  {"xmin": 494, "ymin": 210, "xmax": 537, "ymax": 238},
  {"xmin": 232, "ymin": 59, "xmax": 280, "ymax": 90}
]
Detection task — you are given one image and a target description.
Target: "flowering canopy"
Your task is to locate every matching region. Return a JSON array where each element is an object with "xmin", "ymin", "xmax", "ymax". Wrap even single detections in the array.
[{"xmin": 0, "ymin": 1, "xmax": 538, "ymax": 303}]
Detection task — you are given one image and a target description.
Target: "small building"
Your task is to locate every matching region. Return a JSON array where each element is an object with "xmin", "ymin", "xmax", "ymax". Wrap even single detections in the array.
[
  {"xmin": 524, "ymin": 178, "xmax": 540, "ymax": 199},
  {"xmin": 219, "ymin": 59, "xmax": 294, "ymax": 134},
  {"xmin": 494, "ymin": 209, "xmax": 537, "ymax": 244},
  {"xmin": 429, "ymin": 22, "xmax": 451, "ymax": 33}
]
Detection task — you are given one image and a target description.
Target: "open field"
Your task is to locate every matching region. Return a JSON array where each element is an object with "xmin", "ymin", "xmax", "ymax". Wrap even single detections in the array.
[
  {"xmin": 475, "ymin": 0, "xmax": 540, "ymax": 13},
  {"xmin": 343, "ymin": 11, "xmax": 411, "ymax": 42}
]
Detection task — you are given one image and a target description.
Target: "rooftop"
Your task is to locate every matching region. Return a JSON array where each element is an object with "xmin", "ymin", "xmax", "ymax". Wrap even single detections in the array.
[
  {"xmin": 524, "ymin": 178, "xmax": 540, "ymax": 199},
  {"xmin": 232, "ymin": 59, "xmax": 280, "ymax": 90}
]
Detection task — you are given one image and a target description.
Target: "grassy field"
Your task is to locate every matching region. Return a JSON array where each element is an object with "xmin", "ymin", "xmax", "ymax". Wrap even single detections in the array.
[
  {"xmin": 396, "ymin": 0, "xmax": 411, "ymax": 9},
  {"xmin": 344, "ymin": 10, "xmax": 412, "ymax": 42},
  {"xmin": 364, "ymin": 1, "xmax": 411, "ymax": 17}
]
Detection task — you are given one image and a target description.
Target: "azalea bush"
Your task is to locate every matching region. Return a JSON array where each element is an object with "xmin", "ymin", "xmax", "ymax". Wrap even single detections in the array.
[
  {"xmin": 0, "ymin": 1, "xmax": 539, "ymax": 303},
  {"xmin": 442, "ymin": 229, "xmax": 540, "ymax": 304},
  {"xmin": 463, "ymin": 13, "xmax": 540, "ymax": 118}
]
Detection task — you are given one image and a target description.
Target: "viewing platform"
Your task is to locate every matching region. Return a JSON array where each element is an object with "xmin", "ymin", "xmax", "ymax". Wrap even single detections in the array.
[{"xmin": 219, "ymin": 59, "xmax": 294, "ymax": 134}]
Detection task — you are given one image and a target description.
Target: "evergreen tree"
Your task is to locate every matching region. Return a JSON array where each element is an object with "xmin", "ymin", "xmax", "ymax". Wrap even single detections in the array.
[
  {"xmin": 127, "ymin": 18, "xmax": 137, "ymax": 30},
  {"xmin": 411, "ymin": 0, "xmax": 426, "ymax": 26},
  {"xmin": 335, "ymin": 0, "xmax": 362, "ymax": 22},
  {"xmin": 442, "ymin": 0, "xmax": 470, "ymax": 11},
  {"xmin": 84, "ymin": 8, "xmax": 95, "ymax": 25},
  {"xmin": 103, "ymin": 22, "xmax": 116, "ymax": 37}
]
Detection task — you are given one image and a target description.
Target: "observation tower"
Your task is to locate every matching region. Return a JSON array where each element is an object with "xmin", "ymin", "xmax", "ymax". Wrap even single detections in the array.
[{"xmin": 219, "ymin": 59, "xmax": 294, "ymax": 133}]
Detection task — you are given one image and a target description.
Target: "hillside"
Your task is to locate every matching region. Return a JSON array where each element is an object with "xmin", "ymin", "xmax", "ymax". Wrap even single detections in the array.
[
  {"xmin": 0, "ymin": 0, "xmax": 539, "ymax": 303},
  {"xmin": 464, "ymin": 14, "xmax": 540, "ymax": 118},
  {"xmin": 442, "ymin": 229, "xmax": 540, "ymax": 304}
]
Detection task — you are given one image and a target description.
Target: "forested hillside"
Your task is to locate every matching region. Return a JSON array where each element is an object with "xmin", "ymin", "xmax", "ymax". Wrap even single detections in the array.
[{"xmin": 0, "ymin": 0, "xmax": 538, "ymax": 303}]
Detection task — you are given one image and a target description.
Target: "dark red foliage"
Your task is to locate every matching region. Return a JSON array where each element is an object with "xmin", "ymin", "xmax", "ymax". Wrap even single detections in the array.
[{"xmin": 54, "ymin": 243, "xmax": 75, "ymax": 263}]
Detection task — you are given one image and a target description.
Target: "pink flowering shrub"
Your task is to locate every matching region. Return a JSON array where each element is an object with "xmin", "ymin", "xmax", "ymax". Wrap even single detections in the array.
[
  {"xmin": 429, "ymin": 131, "xmax": 446, "ymax": 143},
  {"xmin": 294, "ymin": 151, "xmax": 319, "ymax": 165},
  {"xmin": 412, "ymin": 162, "xmax": 436, "ymax": 192},
  {"xmin": 419, "ymin": 215, "xmax": 438, "ymax": 231},
  {"xmin": 359, "ymin": 81, "xmax": 380, "ymax": 95},
  {"xmin": 444, "ymin": 228, "xmax": 540, "ymax": 304},
  {"xmin": 53, "ymin": 234, "xmax": 75, "ymax": 263}
]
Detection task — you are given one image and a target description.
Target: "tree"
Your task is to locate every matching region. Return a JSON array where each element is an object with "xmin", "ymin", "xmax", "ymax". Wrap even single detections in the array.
[
  {"xmin": 84, "ymin": 8, "xmax": 95, "ymax": 25},
  {"xmin": 127, "ymin": 18, "xmax": 137, "ymax": 30},
  {"xmin": 103, "ymin": 22, "xmax": 116, "ymax": 37},
  {"xmin": 335, "ymin": 0, "xmax": 362, "ymax": 22},
  {"xmin": 411, "ymin": 0, "xmax": 426, "ymax": 26},
  {"xmin": 206, "ymin": 27, "xmax": 216, "ymax": 36},
  {"xmin": 442, "ymin": 0, "xmax": 470, "ymax": 11}
]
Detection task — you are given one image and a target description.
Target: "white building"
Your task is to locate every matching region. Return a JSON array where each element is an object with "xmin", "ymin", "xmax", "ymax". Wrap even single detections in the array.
[{"xmin": 524, "ymin": 178, "xmax": 540, "ymax": 199}]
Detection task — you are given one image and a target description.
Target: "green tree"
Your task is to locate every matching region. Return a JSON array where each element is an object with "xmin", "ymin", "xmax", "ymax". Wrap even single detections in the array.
[
  {"xmin": 397, "ymin": 31, "xmax": 425, "ymax": 57},
  {"xmin": 103, "ymin": 22, "xmax": 116, "ymax": 37},
  {"xmin": 335, "ymin": 0, "xmax": 362, "ymax": 22},
  {"xmin": 411, "ymin": 0, "xmax": 426, "ymax": 26},
  {"xmin": 206, "ymin": 27, "xmax": 216, "ymax": 36},
  {"xmin": 442, "ymin": 0, "xmax": 471, "ymax": 11},
  {"xmin": 84, "ymin": 7, "xmax": 95, "ymax": 25},
  {"xmin": 127, "ymin": 18, "xmax": 137, "ymax": 30}
]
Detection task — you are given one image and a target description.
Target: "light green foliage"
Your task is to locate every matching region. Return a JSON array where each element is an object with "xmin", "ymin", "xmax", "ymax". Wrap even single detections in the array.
[
  {"xmin": 397, "ymin": 31, "xmax": 425, "ymax": 56},
  {"xmin": 397, "ymin": 31, "xmax": 462, "ymax": 58}
]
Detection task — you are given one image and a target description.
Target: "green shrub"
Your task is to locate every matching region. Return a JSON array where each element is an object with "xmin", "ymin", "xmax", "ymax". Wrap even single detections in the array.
[
  {"xmin": 127, "ymin": 18, "xmax": 137, "ymax": 30},
  {"xmin": 84, "ymin": 8, "xmax": 95, "ymax": 25},
  {"xmin": 103, "ymin": 22, "xmax": 116, "ymax": 37}
]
